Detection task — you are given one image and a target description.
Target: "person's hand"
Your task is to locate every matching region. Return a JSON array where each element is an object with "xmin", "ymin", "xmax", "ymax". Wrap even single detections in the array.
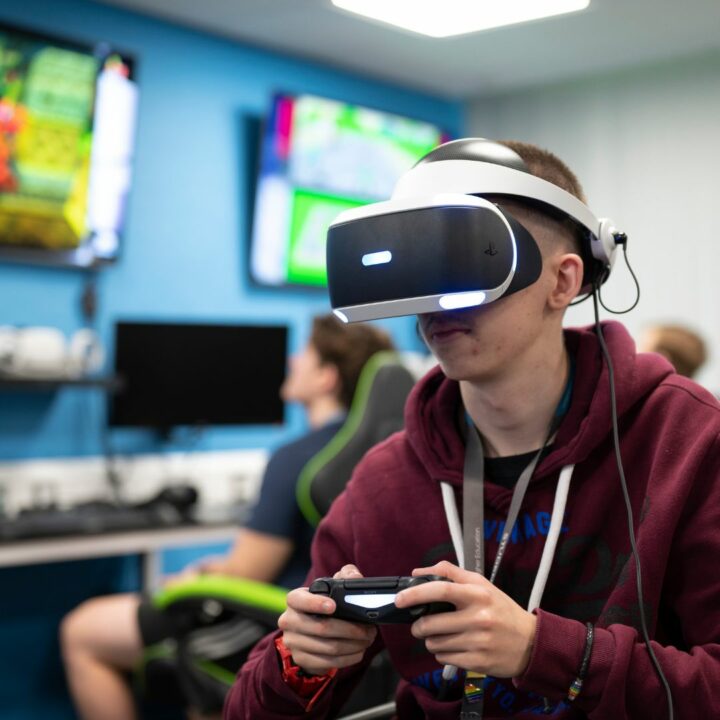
[
  {"xmin": 394, "ymin": 560, "xmax": 537, "ymax": 678},
  {"xmin": 163, "ymin": 555, "xmax": 227, "ymax": 588},
  {"xmin": 278, "ymin": 564, "xmax": 378, "ymax": 676},
  {"xmin": 163, "ymin": 565, "xmax": 201, "ymax": 588}
]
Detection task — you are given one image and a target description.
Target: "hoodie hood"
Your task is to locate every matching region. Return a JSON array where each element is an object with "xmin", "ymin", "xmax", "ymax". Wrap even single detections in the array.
[{"xmin": 405, "ymin": 321, "xmax": 675, "ymax": 490}]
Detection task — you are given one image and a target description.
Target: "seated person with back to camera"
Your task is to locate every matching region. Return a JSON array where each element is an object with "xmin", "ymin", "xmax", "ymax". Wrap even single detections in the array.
[
  {"xmin": 637, "ymin": 323, "xmax": 707, "ymax": 381},
  {"xmin": 225, "ymin": 139, "xmax": 720, "ymax": 719},
  {"xmin": 60, "ymin": 314, "xmax": 394, "ymax": 720}
]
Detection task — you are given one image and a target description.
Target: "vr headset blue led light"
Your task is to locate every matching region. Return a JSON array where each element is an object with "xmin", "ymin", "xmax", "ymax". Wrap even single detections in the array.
[{"xmin": 327, "ymin": 138, "xmax": 624, "ymax": 323}]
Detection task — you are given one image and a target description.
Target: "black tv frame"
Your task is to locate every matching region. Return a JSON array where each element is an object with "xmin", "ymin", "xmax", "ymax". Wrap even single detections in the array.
[
  {"xmin": 0, "ymin": 20, "xmax": 138, "ymax": 270},
  {"xmin": 247, "ymin": 90, "xmax": 452, "ymax": 293}
]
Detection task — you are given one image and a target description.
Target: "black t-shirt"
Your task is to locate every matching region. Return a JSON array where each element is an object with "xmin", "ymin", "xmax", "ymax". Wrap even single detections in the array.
[
  {"xmin": 244, "ymin": 419, "xmax": 344, "ymax": 589},
  {"xmin": 484, "ymin": 446, "xmax": 553, "ymax": 489}
]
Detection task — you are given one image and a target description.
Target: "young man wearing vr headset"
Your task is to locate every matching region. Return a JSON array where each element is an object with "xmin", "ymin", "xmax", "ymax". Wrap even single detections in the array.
[{"xmin": 225, "ymin": 139, "xmax": 720, "ymax": 719}]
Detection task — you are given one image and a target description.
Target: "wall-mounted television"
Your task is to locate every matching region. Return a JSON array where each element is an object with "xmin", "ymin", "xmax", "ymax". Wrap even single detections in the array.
[
  {"xmin": 109, "ymin": 321, "xmax": 288, "ymax": 432},
  {"xmin": 0, "ymin": 21, "xmax": 139, "ymax": 269},
  {"xmin": 250, "ymin": 93, "xmax": 450, "ymax": 289}
]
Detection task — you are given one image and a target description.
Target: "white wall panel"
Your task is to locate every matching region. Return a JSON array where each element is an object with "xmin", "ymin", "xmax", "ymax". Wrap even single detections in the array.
[{"xmin": 468, "ymin": 52, "xmax": 720, "ymax": 389}]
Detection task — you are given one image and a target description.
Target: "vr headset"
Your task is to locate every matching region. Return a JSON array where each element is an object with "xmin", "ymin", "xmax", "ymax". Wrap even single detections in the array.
[{"xmin": 327, "ymin": 138, "xmax": 625, "ymax": 323}]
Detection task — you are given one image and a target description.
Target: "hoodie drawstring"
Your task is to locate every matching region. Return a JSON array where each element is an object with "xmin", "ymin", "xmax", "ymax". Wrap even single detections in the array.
[{"xmin": 439, "ymin": 462, "xmax": 575, "ymax": 684}]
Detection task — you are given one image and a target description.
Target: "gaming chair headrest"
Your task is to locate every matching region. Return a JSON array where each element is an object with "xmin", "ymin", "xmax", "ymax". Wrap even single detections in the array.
[{"xmin": 296, "ymin": 351, "xmax": 415, "ymax": 526}]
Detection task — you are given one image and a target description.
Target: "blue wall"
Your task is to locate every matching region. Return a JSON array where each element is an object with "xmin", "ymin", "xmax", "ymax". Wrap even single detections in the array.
[
  {"xmin": 0, "ymin": 2, "xmax": 464, "ymax": 716},
  {"xmin": 0, "ymin": 0, "xmax": 464, "ymax": 462}
]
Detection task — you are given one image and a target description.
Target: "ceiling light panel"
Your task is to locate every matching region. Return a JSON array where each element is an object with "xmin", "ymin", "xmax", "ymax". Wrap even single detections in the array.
[{"xmin": 331, "ymin": 0, "xmax": 591, "ymax": 38}]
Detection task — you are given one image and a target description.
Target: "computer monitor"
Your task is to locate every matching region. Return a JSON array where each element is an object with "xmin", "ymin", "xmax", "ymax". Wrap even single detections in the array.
[
  {"xmin": 249, "ymin": 92, "xmax": 450, "ymax": 289},
  {"xmin": 0, "ymin": 21, "xmax": 139, "ymax": 268},
  {"xmin": 108, "ymin": 321, "xmax": 288, "ymax": 432}
]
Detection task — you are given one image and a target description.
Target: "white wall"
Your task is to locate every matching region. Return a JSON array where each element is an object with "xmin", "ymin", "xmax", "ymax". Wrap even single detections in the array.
[{"xmin": 468, "ymin": 51, "xmax": 720, "ymax": 389}]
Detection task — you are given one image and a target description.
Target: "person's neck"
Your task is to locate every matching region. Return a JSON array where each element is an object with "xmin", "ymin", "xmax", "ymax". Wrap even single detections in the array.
[
  {"xmin": 459, "ymin": 334, "xmax": 569, "ymax": 458},
  {"xmin": 306, "ymin": 396, "xmax": 345, "ymax": 429}
]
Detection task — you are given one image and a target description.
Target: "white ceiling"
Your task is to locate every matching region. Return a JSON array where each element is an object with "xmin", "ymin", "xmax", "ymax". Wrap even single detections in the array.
[{"xmin": 92, "ymin": 0, "xmax": 720, "ymax": 99}]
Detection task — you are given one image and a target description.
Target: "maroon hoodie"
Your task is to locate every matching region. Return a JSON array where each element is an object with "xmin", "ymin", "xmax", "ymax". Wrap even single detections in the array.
[{"xmin": 225, "ymin": 322, "xmax": 720, "ymax": 719}]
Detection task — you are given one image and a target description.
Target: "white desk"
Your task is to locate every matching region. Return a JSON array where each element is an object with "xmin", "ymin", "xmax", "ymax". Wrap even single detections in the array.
[{"xmin": 0, "ymin": 523, "xmax": 238, "ymax": 589}]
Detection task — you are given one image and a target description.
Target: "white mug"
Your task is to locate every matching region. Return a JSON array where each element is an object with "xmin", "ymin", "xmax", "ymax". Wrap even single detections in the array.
[
  {"xmin": 0, "ymin": 326, "xmax": 105, "ymax": 379},
  {"xmin": 67, "ymin": 328, "xmax": 105, "ymax": 377},
  {"xmin": 10, "ymin": 327, "xmax": 68, "ymax": 378},
  {"xmin": 0, "ymin": 326, "xmax": 16, "ymax": 366}
]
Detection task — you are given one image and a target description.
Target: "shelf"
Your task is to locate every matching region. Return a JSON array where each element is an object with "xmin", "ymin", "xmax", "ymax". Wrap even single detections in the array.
[{"xmin": 0, "ymin": 375, "xmax": 123, "ymax": 392}]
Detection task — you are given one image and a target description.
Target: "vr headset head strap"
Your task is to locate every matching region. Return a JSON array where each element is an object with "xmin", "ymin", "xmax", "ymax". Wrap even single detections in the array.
[{"xmin": 395, "ymin": 139, "xmax": 621, "ymax": 289}]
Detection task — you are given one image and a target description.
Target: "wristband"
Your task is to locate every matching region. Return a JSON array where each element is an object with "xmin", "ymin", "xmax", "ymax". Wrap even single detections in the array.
[
  {"xmin": 275, "ymin": 636, "xmax": 337, "ymax": 709},
  {"xmin": 567, "ymin": 622, "xmax": 594, "ymax": 702}
]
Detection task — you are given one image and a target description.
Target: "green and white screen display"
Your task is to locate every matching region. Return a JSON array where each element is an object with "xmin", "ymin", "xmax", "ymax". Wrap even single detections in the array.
[
  {"xmin": 251, "ymin": 93, "xmax": 449, "ymax": 288},
  {"xmin": 0, "ymin": 21, "xmax": 138, "ymax": 268}
]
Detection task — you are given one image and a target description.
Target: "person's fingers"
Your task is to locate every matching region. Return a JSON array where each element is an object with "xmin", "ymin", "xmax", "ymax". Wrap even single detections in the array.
[
  {"xmin": 333, "ymin": 564, "xmax": 364, "ymax": 579},
  {"xmin": 282, "ymin": 629, "xmax": 376, "ymax": 658},
  {"xmin": 163, "ymin": 568, "xmax": 198, "ymax": 588},
  {"xmin": 398, "ymin": 562, "xmax": 494, "ymax": 609},
  {"xmin": 410, "ymin": 607, "xmax": 480, "ymax": 639},
  {"xmin": 417, "ymin": 628, "xmax": 486, "ymax": 656},
  {"xmin": 280, "ymin": 611, "xmax": 377, "ymax": 675},
  {"xmin": 396, "ymin": 578, "xmax": 470, "ymax": 612},
  {"xmin": 284, "ymin": 646, "xmax": 368, "ymax": 673},
  {"xmin": 279, "ymin": 607, "xmax": 378, "ymax": 642},
  {"xmin": 395, "ymin": 577, "xmax": 453, "ymax": 607},
  {"xmin": 286, "ymin": 586, "xmax": 336, "ymax": 615},
  {"xmin": 411, "ymin": 561, "xmax": 490, "ymax": 585},
  {"xmin": 279, "ymin": 567, "xmax": 378, "ymax": 675}
]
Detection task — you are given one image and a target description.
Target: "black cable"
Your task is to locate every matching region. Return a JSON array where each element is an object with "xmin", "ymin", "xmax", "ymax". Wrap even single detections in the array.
[
  {"xmin": 80, "ymin": 270, "xmax": 99, "ymax": 324},
  {"xmin": 592, "ymin": 287, "xmax": 674, "ymax": 720},
  {"xmin": 571, "ymin": 239, "xmax": 640, "ymax": 312},
  {"xmin": 568, "ymin": 291, "xmax": 593, "ymax": 308},
  {"xmin": 99, "ymin": 400, "xmax": 125, "ymax": 505},
  {"xmin": 78, "ymin": 269, "xmax": 124, "ymax": 504},
  {"xmin": 598, "ymin": 241, "xmax": 640, "ymax": 315}
]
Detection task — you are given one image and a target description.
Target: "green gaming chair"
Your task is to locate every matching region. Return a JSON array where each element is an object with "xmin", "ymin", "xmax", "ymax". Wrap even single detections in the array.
[{"xmin": 138, "ymin": 351, "xmax": 417, "ymax": 715}]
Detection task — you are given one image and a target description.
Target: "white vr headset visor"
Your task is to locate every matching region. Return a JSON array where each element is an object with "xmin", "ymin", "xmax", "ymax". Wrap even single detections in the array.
[{"xmin": 327, "ymin": 157, "xmax": 621, "ymax": 324}]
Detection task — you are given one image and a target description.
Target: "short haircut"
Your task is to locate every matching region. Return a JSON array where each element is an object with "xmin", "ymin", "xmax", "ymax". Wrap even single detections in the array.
[
  {"xmin": 499, "ymin": 140, "xmax": 587, "ymax": 203},
  {"xmin": 310, "ymin": 314, "xmax": 395, "ymax": 409},
  {"xmin": 497, "ymin": 140, "xmax": 586, "ymax": 256},
  {"xmin": 646, "ymin": 325, "xmax": 708, "ymax": 379}
]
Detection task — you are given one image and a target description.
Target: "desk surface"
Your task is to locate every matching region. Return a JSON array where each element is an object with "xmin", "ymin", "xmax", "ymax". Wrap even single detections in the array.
[{"xmin": 0, "ymin": 523, "xmax": 238, "ymax": 568}]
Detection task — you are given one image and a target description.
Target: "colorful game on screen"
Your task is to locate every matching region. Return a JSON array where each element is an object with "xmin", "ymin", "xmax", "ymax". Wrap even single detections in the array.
[
  {"xmin": 251, "ymin": 94, "xmax": 450, "ymax": 288},
  {"xmin": 0, "ymin": 23, "xmax": 138, "ymax": 267}
]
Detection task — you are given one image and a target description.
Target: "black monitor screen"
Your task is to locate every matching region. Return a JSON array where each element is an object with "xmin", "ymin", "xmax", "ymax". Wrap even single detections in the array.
[{"xmin": 109, "ymin": 321, "xmax": 287, "ymax": 430}]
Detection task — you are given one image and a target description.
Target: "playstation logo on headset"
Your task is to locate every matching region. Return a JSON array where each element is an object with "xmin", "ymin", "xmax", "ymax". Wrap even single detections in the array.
[{"xmin": 326, "ymin": 138, "xmax": 624, "ymax": 323}]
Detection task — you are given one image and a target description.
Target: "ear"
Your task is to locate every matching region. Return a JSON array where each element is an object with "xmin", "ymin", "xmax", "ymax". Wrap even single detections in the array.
[
  {"xmin": 547, "ymin": 253, "xmax": 584, "ymax": 311},
  {"xmin": 317, "ymin": 362, "xmax": 341, "ymax": 398}
]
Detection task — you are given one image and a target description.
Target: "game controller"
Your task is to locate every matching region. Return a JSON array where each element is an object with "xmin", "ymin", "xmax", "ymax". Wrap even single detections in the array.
[{"xmin": 308, "ymin": 575, "xmax": 454, "ymax": 624}]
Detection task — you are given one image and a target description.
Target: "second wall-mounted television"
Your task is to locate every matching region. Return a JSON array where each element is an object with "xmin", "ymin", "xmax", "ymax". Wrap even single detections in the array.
[
  {"xmin": 0, "ymin": 21, "xmax": 139, "ymax": 269},
  {"xmin": 250, "ymin": 93, "xmax": 450, "ymax": 289}
]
